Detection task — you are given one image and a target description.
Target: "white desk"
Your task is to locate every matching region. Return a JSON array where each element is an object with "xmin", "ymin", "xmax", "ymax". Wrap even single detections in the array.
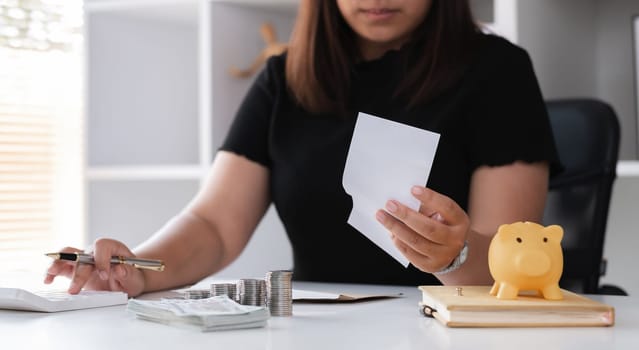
[{"xmin": 0, "ymin": 282, "xmax": 637, "ymax": 350}]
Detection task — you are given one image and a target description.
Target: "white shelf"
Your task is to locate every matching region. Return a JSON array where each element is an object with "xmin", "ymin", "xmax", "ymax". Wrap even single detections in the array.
[
  {"xmin": 85, "ymin": 0, "xmax": 199, "ymax": 25},
  {"xmin": 211, "ymin": 0, "xmax": 297, "ymax": 9},
  {"xmin": 82, "ymin": 0, "xmax": 297, "ymax": 277},
  {"xmin": 84, "ymin": 0, "xmax": 298, "ymax": 13},
  {"xmin": 618, "ymin": 161, "xmax": 639, "ymax": 177},
  {"xmin": 86, "ymin": 165, "xmax": 205, "ymax": 181}
]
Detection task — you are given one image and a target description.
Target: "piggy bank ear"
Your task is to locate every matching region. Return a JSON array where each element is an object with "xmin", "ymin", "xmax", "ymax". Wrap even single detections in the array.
[{"xmin": 543, "ymin": 225, "xmax": 564, "ymax": 243}]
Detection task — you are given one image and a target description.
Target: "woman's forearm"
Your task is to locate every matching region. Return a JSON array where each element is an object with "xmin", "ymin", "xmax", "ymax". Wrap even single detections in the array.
[
  {"xmin": 133, "ymin": 212, "xmax": 229, "ymax": 293},
  {"xmin": 435, "ymin": 228, "xmax": 494, "ymax": 286}
]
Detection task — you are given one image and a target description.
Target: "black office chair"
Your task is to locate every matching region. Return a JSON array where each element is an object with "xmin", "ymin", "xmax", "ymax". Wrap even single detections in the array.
[{"xmin": 543, "ymin": 99, "xmax": 627, "ymax": 295}]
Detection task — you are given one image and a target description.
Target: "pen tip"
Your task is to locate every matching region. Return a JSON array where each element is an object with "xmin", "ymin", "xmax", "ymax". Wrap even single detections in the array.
[{"xmin": 45, "ymin": 253, "xmax": 58, "ymax": 258}]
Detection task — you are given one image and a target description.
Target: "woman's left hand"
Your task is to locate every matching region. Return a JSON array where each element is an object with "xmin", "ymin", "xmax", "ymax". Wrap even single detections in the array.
[{"xmin": 375, "ymin": 185, "xmax": 470, "ymax": 273}]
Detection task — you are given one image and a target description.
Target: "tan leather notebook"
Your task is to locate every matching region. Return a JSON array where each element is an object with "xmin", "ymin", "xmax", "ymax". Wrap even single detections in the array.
[{"xmin": 418, "ymin": 286, "xmax": 614, "ymax": 328}]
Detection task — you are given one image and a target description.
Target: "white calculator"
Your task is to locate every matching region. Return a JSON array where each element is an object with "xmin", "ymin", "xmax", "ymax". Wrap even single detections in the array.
[{"xmin": 0, "ymin": 288, "xmax": 128, "ymax": 312}]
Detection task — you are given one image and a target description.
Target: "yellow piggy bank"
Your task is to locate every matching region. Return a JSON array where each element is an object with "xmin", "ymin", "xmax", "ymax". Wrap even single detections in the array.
[{"xmin": 488, "ymin": 221, "xmax": 564, "ymax": 300}]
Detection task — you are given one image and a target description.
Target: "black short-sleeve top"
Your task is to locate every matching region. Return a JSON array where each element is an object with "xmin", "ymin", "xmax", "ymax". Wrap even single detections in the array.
[{"xmin": 220, "ymin": 34, "xmax": 561, "ymax": 286}]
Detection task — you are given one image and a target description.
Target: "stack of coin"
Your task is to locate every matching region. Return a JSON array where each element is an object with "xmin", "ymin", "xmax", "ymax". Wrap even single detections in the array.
[
  {"xmin": 210, "ymin": 283, "xmax": 237, "ymax": 301},
  {"xmin": 183, "ymin": 289, "xmax": 211, "ymax": 300},
  {"xmin": 237, "ymin": 278, "xmax": 267, "ymax": 306},
  {"xmin": 265, "ymin": 270, "xmax": 293, "ymax": 316}
]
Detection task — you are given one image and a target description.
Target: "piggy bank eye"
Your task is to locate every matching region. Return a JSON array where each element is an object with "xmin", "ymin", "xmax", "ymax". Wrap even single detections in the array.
[
  {"xmin": 516, "ymin": 237, "xmax": 522, "ymax": 243},
  {"xmin": 543, "ymin": 237, "xmax": 548, "ymax": 243}
]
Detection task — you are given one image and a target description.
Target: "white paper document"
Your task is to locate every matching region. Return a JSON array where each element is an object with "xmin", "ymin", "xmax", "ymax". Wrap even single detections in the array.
[{"xmin": 343, "ymin": 112, "xmax": 440, "ymax": 267}]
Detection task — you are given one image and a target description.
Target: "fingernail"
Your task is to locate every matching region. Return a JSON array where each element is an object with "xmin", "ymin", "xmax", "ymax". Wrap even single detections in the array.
[
  {"xmin": 117, "ymin": 266, "xmax": 127, "ymax": 278},
  {"xmin": 376, "ymin": 211, "xmax": 386, "ymax": 223},
  {"xmin": 99, "ymin": 270, "xmax": 109, "ymax": 280},
  {"xmin": 386, "ymin": 201, "xmax": 398, "ymax": 213},
  {"xmin": 430, "ymin": 212, "xmax": 444, "ymax": 222},
  {"xmin": 411, "ymin": 186, "xmax": 424, "ymax": 195}
]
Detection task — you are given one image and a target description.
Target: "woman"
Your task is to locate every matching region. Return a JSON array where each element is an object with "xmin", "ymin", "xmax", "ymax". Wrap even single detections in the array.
[{"xmin": 45, "ymin": 0, "xmax": 559, "ymax": 296}]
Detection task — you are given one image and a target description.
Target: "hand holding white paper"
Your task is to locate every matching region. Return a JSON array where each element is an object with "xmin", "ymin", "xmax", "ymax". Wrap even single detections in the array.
[{"xmin": 342, "ymin": 112, "xmax": 440, "ymax": 267}]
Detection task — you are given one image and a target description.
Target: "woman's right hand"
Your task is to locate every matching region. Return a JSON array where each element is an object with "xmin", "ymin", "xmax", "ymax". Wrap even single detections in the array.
[{"xmin": 44, "ymin": 238, "xmax": 147, "ymax": 297}]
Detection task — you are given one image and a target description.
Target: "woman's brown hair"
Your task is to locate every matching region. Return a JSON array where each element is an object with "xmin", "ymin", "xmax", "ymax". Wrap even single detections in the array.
[{"xmin": 286, "ymin": 0, "xmax": 480, "ymax": 114}]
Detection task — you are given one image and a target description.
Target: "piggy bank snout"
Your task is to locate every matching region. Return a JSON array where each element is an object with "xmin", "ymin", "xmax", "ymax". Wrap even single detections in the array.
[{"xmin": 515, "ymin": 250, "xmax": 551, "ymax": 277}]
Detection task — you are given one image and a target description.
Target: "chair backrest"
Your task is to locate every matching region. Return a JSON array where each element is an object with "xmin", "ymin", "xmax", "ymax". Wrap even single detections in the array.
[{"xmin": 542, "ymin": 99, "xmax": 620, "ymax": 294}]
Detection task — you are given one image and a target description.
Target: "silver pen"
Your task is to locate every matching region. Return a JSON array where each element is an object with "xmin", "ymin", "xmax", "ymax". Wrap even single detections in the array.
[{"xmin": 46, "ymin": 252, "xmax": 165, "ymax": 272}]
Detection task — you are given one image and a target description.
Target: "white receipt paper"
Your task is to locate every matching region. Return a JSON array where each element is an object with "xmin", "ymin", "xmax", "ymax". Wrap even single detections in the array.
[{"xmin": 343, "ymin": 112, "xmax": 440, "ymax": 267}]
